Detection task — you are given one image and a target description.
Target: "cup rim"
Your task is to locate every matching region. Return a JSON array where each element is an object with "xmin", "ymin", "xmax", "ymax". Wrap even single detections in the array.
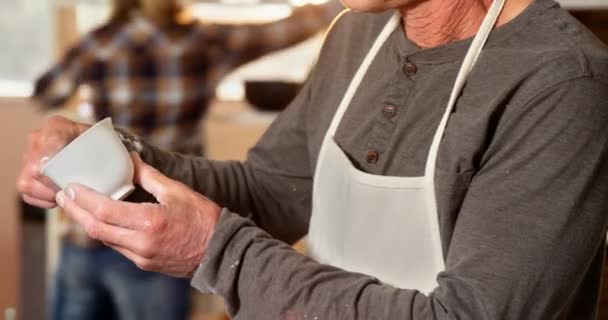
[{"xmin": 41, "ymin": 117, "xmax": 114, "ymax": 175}]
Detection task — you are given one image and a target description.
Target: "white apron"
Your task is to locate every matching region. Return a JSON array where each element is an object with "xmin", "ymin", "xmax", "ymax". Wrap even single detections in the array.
[{"xmin": 308, "ymin": 0, "xmax": 506, "ymax": 294}]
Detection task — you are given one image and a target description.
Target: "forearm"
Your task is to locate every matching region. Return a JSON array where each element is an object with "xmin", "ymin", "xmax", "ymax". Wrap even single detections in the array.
[
  {"xmin": 32, "ymin": 42, "xmax": 86, "ymax": 109},
  {"xmin": 258, "ymin": 0, "xmax": 343, "ymax": 51},
  {"xmin": 193, "ymin": 210, "xmax": 432, "ymax": 320},
  {"xmin": 32, "ymin": 71, "xmax": 72, "ymax": 109},
  {"xmin": 118, "ymin": 129, "xmax": 254, "ymax": 212},
  {"xmin": 218, "ymin": 0, "xmax": 343, "ymax": 69},
  {"xmin": 192, "ymin": 203, "xmax": 606, "ymax": 320}
]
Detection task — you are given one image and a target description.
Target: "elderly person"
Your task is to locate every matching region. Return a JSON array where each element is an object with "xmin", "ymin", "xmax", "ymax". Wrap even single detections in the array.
[
  {"xmin": 19, "ymin": 0, "xmax": 608, "ymax": 318},
  {"xmin": 33, "ymin": 0, "xmax": 340, "ymax": 319}
]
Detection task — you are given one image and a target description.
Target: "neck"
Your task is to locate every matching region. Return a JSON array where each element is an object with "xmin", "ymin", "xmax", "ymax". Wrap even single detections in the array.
[{"xmin": 399, "ymin": 0, "xmax": 533, "ymax": 48}]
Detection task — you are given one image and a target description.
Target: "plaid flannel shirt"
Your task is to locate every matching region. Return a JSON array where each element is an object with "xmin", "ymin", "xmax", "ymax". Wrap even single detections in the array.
[{"xmin": 34, "ymin": 2, "xmax": 342, "ymax": 155}]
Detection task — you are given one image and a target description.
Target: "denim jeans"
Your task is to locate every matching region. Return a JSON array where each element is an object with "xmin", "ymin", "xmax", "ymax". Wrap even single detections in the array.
[{"xmin": 50, "ymin": 241, "xmax": 191, "ymax": 320}]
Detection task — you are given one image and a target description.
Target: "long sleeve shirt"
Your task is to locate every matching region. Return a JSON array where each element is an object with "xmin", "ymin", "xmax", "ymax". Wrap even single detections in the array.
[
  {"xmin": 33, "ymin": 2, "xmax": 342, "ymax": 155},
  {"xmin": 121, "ymin": 0, "xmax": 608, "ymax": 318}
]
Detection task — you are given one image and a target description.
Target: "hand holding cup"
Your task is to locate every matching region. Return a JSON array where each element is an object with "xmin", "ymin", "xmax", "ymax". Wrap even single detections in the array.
[
  {"xmin": 17, "ymin": 116, "xmax": 134, "ymax": 208},
  {"xmin": 17, "ymin": 116, "xmax": 90, "ymax": 208}
]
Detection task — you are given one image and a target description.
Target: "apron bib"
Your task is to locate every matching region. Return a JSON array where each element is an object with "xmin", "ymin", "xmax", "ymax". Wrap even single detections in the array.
[{"xmin": 308, "ymin": 0, "xmax": 506, "ymax": 294}]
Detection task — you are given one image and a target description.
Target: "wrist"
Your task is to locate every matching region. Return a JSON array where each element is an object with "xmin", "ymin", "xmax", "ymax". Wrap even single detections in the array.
[
  {"xmin": 201, "ymin": 202, "xmax": 222, "ymax": 254},
  {"xmin": 190, "ymin": 203, "xmax": 223, "ymax": 277}
]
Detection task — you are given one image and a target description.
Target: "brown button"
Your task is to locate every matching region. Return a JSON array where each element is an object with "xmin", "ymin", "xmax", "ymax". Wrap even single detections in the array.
[
  {"xmin": 403, "ymin": 62, "xmax": 417, "ymax": 75},
  {"xmin": 383, "ymin": 105, "xmax": 397, "ymax": 118},
  {"xmin": 366, "ymin": 151, "xmax": 379, "ymax": 164}
]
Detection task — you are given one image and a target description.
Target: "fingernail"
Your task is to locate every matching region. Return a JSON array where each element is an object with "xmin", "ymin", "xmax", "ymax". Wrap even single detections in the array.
[
  {"xmin": 39, "ymin": 156, "xmax": 50, "ymax": 174},
  {"xmin": 66, "ymin": 187, "xmax": 75, "ymax": 200},
  {"xmin": 56, "ymin": 191, "xmax": 65, "ymax": 208}
]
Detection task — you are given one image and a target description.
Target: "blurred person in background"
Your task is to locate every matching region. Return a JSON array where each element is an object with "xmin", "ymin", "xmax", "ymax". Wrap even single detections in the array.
[{"xmin": 33, "ymin": 0, "xmax": 342, "ymax": 319}]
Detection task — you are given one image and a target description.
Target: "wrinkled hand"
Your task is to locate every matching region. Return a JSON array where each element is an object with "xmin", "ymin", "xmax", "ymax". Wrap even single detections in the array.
[
  {"xmin": 17, "ymin": 116, "xmax": 89, "ymax": 208},
  {"xmin": 55, "ymin": 153, "xmax": 222, "ymax": 278}
]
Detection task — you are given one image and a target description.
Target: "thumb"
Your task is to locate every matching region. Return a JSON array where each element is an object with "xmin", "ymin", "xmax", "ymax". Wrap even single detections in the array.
[{"xmin": 130, "ymin": 152, "xmax": 175, "ymax": 203}]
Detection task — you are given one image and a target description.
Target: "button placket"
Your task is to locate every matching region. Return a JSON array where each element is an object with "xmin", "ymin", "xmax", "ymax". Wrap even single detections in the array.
[{"xmin": 360, "ymin": 60, "xmax": 416, "ymax": 169}]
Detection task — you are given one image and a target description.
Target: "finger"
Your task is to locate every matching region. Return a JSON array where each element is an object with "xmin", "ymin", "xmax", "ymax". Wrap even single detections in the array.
[
  {"xmin": 35, "ymin": 156, "xmax": 51, "ymax": 175},
  {"xmin": 40, "ymin": 131, "xmax": 70, "ymax": 153},
  {"xmin": 131, "ymin": 153, "xmax": 175, "ymax": 203},
  {"xmin": 39, "ymin": 175, "xmax": 61, "ymax": 192},
  {"xmin": 56, "ymin": 190, "xmax": 138, "ymax": 246},
  {"xmin": 28, "ymin": 157, "xmax": 60, "ymax": 191},
  {"xmin": 17, "ymin": 170, "xmax": 59, "ymax": 203},
  {"xmin": 66, "ymin": 183, "xmax": 161, "ymax": 231},
  {"xmin": 18, "ymin": 178, "xmax": 58, "ymax": 203},
  {"xmin": 22, "ymin": 194, "xmax": 56, "ymax": 209}
]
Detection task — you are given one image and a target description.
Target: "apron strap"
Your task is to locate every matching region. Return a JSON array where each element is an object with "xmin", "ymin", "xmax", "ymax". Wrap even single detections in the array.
[
  {"xmin": 424, "ymin": 0, "xmax": 507, "ymax": 177},
  {"xmin": 422, "ymin": 0, "xmax": 506, "ymax": 262}
]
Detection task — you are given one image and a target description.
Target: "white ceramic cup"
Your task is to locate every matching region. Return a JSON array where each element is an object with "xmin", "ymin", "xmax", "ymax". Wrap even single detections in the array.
[{"xmin": 42, "ymin": 117, "xmax": 135, "ymax": 200}]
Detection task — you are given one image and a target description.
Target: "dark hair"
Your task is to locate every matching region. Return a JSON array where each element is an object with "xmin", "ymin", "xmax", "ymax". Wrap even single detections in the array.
[{"xmin": 109, "ymin": 0, "xmax": 141, "ymax": 24}]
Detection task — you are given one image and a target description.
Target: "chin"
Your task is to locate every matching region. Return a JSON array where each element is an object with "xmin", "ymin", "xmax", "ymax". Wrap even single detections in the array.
[
  {"xmin": 339, "ymin": 0, "xmax": 388, "ymax": 12},
  {"xmin": 341, "ymin": 0, "xmax": 421, "ymax": 12}
]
